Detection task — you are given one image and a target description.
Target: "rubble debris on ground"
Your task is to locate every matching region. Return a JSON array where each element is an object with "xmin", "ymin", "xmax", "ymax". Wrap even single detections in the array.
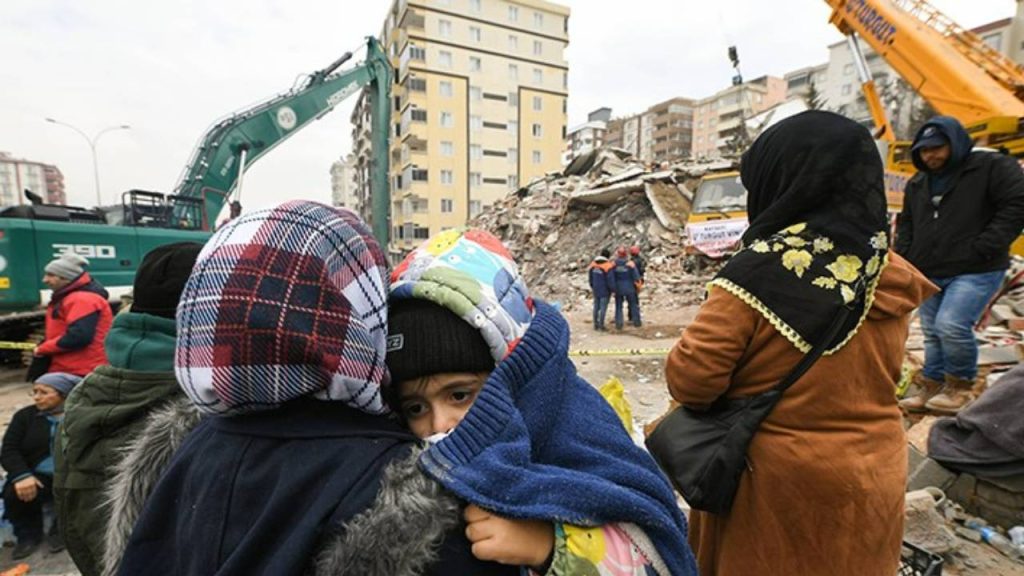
[{"xmin": 471, "ymin": 147, "xmax": 738, "ymax": 309}]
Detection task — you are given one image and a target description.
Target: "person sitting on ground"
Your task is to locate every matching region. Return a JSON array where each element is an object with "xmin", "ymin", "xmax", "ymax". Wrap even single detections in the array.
[
  {"xmin": 110, "ymin": 201, "xmax": 510, "ymax": 576},
  {"xmin": 53, "ymin": 242, "xmax": 204, "ymax": 576},
  {"xmin": 1, "ymin": 372, "xmax": 81, "ymax": 560},
  {"xmin": 665, "ymin": 111, "xmax": 937, "ymax": 575},
  {"xmin": 587, "ymin": 248, "xmax": 614, "ymax": 331},
  {"xmin": 611, "ymin": 246, "xmax": 641, "ymax": 329},
  {"xmin": 386, "ymin": 228, "xmax": 697, "ymax": 576},
  {"xmin": 32, "ymin": 254, "xmax": 113, "ymax": 379}
]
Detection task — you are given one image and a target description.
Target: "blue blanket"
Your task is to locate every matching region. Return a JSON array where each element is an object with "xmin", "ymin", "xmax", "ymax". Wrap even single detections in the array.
[{"xmin": 420, "ymin": 301, "xmax": 697, "ymax": 575}]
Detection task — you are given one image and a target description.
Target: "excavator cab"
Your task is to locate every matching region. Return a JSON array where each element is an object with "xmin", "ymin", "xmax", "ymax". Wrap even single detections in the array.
[
  {"xmin": 683, "ymin": 171, "xmax": 749, "ymax": 271},
  {"xmin": 121, "ymin": 190, "xmax": 203, "ymax": 230}
]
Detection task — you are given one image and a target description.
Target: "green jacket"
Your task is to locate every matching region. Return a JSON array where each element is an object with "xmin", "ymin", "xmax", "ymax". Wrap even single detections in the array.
[{"xmin": 54, "ymin": 312, "xmax": 183, "ymax": 576}]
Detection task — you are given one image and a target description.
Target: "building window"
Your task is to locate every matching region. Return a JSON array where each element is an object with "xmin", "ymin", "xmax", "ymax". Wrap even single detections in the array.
[
  {"xmin": 439, "ymin": 80, "xmax": 453, "ymax": 97},
  {"xmin": 412, "ymin": 168, "xmax": 428, "ymax": 181},
  {"xmin": 440, "ymin": 111, "xmax": 454, "ymax": 127},
  {"xmin": 438, "ymin": 19, "xmax": 452, "ymax": 38},
  {"xmin": 843, "ymin": 63, "xmax": 853, "ymax": 76},
  {"xmin": 508, "ymin": 63, "xmax": 518, "ymax": 81},
  {"xmin": 469, "ymin": 200, "xmax": 482, "ymax": 216},
  {"xmin": 469, "ymin": 0, "xmax": 481, "ymax": 12},
  {"xmin": 532, "ymin": 151, "xmax": 542, "ymax": 164},
  {"xmin": 533, "ymin": 12, "xmax": 543, "ymax": 28},
  {"xmin": 508, "ymin": 148, "xmax": 518, "ymax": 163},
  {"xmin": 508, "ymin": 92, "xmax": 519, "ymax": 106},
  {"xmin": 441, "ymin": 171, "xmax": 454, "ymax": 186},
  {"xmin": 441, "ymin": 198, "xmax": 454, "ymax": 212},
  {"xmin": 470, "ymin": 26, "xmax": 481, "ymax": 43},
  {"xmin": 532, "ymin": 96, "xmax": 542, "ymax": 111},
  {"xmin": 531, "ymin": 123, "xmax": 542, "ymax": 138},
  {"xmin": 533, "ymin": 40, "xmax": 543, "ymax": 56},
  {"xmin": 409, "ymin": 46, "xmax": 426, "ymax": 61},
  {"xmin": 508, "ymin": 120, "xmax": 518, "ymax": 134},
  {"xmin": 470, "ymin": 86, "xmax": 482, "ymax": 100},
  {"xmin": 470, "ymin": 115, "xmax": 482, "ymax": 131},
  {"xmin": 508, "ymin": 5, "xmax": 518, "ymax": 21},
  {"xmin": 509, "ymin": 175, "xmax": 519, "ymax": 190},
  {"xmin": 471, "ymin": 144, "xmax": 483, "ymax": 160},
  {"xmin": 470, "ymin": 56, "xmax": 482, "ymax": 72},
  {"xmin": 841, "ymin": 84, "xmax": 852, "ymax": 95},
  {"xmin": 408, "ymin": 77, "xmax": 426, "ymax": 92},
  {"xmin": 533, "ymin": 68, "xmax": 543, "ymax": 84},
  {"xmin": 563, "ymin": 71, "xmax": 568, "ymax": 89},
  {"xmin": 470, "ymin": 172, "xmax": 482, "ymax": 187},
  {"xmin": 508, "ymin": 35, "xmax": 518, "ymax": 51},
  {"xmin": 414, "ymin": 227, "xmax": 430, "ymax": 240},
  {"xmin": 441, "ymin": 141, "xmax": 454, "ymax": 156},
  {"xmin": 411, "ymin": 108, "xmax": 427, "ymax": 122},
  {"xmin": 439, "ymin": 50, "xmax": 453, "ymax": 69},
  {"xmin": 983, "ymin": 32, "xmax": 1003, "ymax": 51}
]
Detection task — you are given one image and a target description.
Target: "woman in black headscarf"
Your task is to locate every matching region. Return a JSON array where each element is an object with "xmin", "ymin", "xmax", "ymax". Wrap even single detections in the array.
[{"xmin": 664, "ymin": 111, "xmax": 937, "ymax": 575}]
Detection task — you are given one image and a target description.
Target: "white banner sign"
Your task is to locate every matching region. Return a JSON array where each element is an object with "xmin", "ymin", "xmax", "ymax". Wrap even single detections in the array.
[{"xmin": 686, "ymin": 218, "xmax": 749, "ymax": 258}]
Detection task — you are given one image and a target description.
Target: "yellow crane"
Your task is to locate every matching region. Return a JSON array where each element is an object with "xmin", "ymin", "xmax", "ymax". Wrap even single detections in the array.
[{"xmin": 825, "ymin": 0, "xmax": 1024, "ymax": 209}]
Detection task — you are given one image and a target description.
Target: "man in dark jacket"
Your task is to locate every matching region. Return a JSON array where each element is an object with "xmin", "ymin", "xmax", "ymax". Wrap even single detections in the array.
[
  {"xmin": 896, "ymin": 116, "xmax": 1024, "ymax": 414},
  {"xmin": 54, "ymin": 242, "xmax": 203, "ymax": 576},
  {"xmin": 587, "ymin": 249, "xmax": 614, "ymax": 330},
  {"xmin": 628, "ymin": 245, "xmax": 646, "ymax": 324},
  {"xmin": 611, "ymin": 246, "xmax": 642, "ymax": 330},
  {"xmin": 34, "ymin": 253, "xmax": 113, "ymax": 378}
]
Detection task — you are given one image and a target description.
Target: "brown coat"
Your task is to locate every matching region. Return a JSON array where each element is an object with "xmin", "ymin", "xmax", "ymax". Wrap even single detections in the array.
[{"xmin": 665, "ymin": 253, "xmax": 936, "ymax": 575}]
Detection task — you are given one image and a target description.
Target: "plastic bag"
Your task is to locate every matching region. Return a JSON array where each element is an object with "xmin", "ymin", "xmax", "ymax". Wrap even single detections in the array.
[{"xmin": 599, "ymin": 376, "xmax": 634, "ymax": 434}]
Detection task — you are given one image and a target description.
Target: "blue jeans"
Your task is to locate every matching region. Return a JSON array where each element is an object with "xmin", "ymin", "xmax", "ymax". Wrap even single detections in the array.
[
  {"xmin": 919, "ymin": 270, "xmax": 1005, "ymax": 381},
  {"xmin": 592, "ymin": 296, "xmax": 610, "ymax": 329},
  {"xmin": 615, "ymin": 293, "xmax": 641, "ymax": 329}
]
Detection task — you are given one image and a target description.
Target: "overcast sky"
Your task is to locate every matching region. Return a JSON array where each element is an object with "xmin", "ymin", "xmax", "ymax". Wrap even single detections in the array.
[{"xmin": 1, "ymin": 0, "xmax": 1015, "ymax": 218}]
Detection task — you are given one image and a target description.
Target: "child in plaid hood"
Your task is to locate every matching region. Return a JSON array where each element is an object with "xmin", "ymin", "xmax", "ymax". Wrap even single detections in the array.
[
  {"xmin": 112, "ymin": 202, "xmax": 506, "ymax": 576},
  {"xmin": 387, "ymin": 228, "xmax": 697, "ymax": 576}
]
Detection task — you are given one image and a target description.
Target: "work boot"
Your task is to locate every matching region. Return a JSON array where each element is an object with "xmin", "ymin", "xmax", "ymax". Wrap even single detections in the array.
[
  {"xmin": 11, "ymin": 537, "xmax": 39, "ymax": 560},
  {"xmin": 925, "ymin": 374, "xmax": 976, "ymax": 415},
  {"xmin": 899, "ymin": 373, "xmax": 943, "ymax": 413}
]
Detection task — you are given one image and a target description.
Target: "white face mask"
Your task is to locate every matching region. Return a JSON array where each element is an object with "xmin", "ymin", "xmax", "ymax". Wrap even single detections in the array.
[{"xmin": 424, "ymin": 430, "xmax": 453, "ymax": 445}]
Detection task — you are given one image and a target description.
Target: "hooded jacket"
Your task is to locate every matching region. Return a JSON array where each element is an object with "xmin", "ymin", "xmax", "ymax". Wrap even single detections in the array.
[
  {"xmin": 53, "ymin": 312, "xmax": 185, "ymax": 576},
  {"xmin": 896, "ymin": 116, "xmax": 1024, "ymax": 277},
  {"xmin": 587, "ymin": 256, "xmax": 614, "ymax": 298},
  {"xmin": 37, "ymin": 273, "xmax": 113, "ymax": 376}
]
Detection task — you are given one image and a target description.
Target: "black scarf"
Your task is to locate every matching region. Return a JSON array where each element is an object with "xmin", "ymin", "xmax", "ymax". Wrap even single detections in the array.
[{"xmin": 713, "ymin": 111, "xmax": 889, "ymax": 353}]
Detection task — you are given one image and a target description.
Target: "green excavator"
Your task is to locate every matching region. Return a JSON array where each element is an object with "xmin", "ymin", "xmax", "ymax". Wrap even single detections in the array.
[{"xmin": 0, "ymin": 37, "xmax": 391, "ymax": 355}]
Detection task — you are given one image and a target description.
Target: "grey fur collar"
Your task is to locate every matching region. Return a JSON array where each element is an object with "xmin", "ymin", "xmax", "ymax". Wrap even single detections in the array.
[
  {"xmin": 101, "ymin": 395, "xmax": 200, "ymax": 576},
  {"xmin": 311, "ymin": 446, "xmax": 461, "ymax": 576}
]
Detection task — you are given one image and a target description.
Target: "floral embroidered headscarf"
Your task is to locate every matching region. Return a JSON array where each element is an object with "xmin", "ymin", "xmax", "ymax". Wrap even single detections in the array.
[{"xmin": 711, "ymin": 110, "xmax": 889, "ymax": 353}]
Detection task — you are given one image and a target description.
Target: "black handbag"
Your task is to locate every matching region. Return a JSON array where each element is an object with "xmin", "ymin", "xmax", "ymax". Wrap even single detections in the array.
[{"xmin": 645, "ymin": 303, "xmax": 852, "ymax": 514}]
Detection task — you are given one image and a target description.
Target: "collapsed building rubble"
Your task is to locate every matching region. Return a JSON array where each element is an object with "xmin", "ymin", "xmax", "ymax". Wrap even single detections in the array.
[{"xmin": 470, "ymin": 147, "xmax": 737, "ymax": 309}]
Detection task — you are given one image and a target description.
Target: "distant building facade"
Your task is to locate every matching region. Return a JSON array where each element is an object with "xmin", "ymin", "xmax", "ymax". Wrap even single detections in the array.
[
  {"xmin": 330, "ymin": 153, "xmax": 358, "ymax": 211},
  {"xmin": 0, "ymin": 152, "xmax": 65, "ymax": 207},
  {"xmin": 691, "ymin": 76, "xmax": 786, "ymax": 159}
]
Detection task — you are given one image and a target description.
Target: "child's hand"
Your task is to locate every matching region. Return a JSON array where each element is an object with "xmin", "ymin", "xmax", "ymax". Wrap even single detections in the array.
[{"xmin": 464, "ymin": 504, "xmax": 554, "ymax": 569}]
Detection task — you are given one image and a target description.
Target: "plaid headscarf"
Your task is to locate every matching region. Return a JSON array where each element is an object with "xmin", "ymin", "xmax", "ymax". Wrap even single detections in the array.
[{"xmin": 175, "ymin": 201, "xmax": 391, "ymax": 416}]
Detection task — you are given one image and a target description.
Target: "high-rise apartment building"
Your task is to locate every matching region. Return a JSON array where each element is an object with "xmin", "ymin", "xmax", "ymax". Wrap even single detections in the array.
[
  {"xmin": 605, "ymin": 97, "xmax": 694, "ymax": 163},
  {"xmin": 0, "ymin": 152, "xmax": 65, "ymax": 207},
  {"xmin": 330, "ymin": 153, "xmax": 358, "ymax": 211},
  {"xmin": 355, "ymin": 0, "xmax": 570, "ymax": 254}
]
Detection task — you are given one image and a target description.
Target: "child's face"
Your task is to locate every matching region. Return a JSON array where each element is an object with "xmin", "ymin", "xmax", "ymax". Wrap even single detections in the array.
[{"xmin": 397, "ymin": 372, "xmax": 488, "ymax": 439}]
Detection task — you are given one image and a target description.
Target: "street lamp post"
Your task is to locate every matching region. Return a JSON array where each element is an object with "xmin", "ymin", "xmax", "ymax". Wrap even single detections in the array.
[{"xmin": 45, "ymin": 118, "xmax": 131, "ymax": 207}]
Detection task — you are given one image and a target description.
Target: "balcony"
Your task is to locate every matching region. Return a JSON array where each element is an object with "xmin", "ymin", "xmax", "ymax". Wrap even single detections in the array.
[{"xmin": 399, "ymin": 6, "xmax": 424, "ymax": 30}]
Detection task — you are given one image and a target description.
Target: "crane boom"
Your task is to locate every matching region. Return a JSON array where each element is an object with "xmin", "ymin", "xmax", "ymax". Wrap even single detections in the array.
[
  {"xmin": 174, "ymin": 36, "xmax": 392, "ymax": 242},
  {"xmin": 826, "ymin": 0, "xmax": 1024, "ymax": 124}
]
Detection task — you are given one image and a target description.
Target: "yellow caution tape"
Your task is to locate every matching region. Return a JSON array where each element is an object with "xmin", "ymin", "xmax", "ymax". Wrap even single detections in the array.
[
  {"xmin": 569, "ymin": 348, "xmax": 670, "ymax": 357},
  {"xmin": 0, "ymin": 341, "xmax": 35, "ymax": 351}
]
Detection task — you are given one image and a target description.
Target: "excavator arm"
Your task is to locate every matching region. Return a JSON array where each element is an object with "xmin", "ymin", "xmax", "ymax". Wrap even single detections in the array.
[{"xmin": 174, "ymin": 36, "xmax": 392, "ymax": 243}]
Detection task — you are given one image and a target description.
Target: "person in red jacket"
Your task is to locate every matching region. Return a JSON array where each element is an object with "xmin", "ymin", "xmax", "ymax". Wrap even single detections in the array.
[{"xmin": 33, "ymin": 253, "xmax": 113, "ymax": 377}]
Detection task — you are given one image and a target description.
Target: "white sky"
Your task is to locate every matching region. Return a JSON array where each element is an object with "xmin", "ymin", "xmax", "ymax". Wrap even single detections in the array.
[{"xmin": 1, "ymin": 0, "xmax": 1015, "ymax": 218}]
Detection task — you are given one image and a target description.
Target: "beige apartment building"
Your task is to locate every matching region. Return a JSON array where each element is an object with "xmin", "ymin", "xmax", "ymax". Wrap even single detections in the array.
[
  {"xmin": 691, "ymin": 76, "xmax": 786, "ymax": 159},
  {"xmin": 0, "ymin": 152, "xmax": 65, "ymax": 207},
  {"xmin": 353, "ymin": 0, "xmax": 570, "ymax": 254},
  {"xmin": 605, "ymin": 97, "xmax": 694, "ymax": 163}
]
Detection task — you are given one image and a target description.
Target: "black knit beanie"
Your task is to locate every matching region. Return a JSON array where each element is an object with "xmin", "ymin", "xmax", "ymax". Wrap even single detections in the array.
[
  {"xmin": 386, "ymin": 298, "xmax": 494, "ymax": 393},
  {"xmin": 131, "ymin": 242, "xmax": 204, "ymax": 319}
]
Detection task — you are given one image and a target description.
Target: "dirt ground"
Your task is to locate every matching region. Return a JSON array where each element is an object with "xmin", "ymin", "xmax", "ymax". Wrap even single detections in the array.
[{"xmin": 0, "ymin": 298, "xmax": 1019, "ymax": 574}]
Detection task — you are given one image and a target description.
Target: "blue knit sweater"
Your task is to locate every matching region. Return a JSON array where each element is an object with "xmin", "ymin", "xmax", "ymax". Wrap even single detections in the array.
[{"xmin": 420, "ymin": 301, "xmax": 697, "ymax": 575}]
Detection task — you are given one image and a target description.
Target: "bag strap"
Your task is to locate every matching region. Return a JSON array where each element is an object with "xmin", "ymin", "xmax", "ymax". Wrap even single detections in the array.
[{"xmin": 771, "ymin": 298, "xmax": 855, "ymax": 396}]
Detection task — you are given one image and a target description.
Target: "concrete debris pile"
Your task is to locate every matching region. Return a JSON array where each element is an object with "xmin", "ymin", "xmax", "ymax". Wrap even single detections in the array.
[
  {"xmin": 974, "ymin": 256, "xmax": 1024, "ymax": 371},
  {"xmin": 472, "ymin": 147, "xmax": 736, "ymax": 309}
]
